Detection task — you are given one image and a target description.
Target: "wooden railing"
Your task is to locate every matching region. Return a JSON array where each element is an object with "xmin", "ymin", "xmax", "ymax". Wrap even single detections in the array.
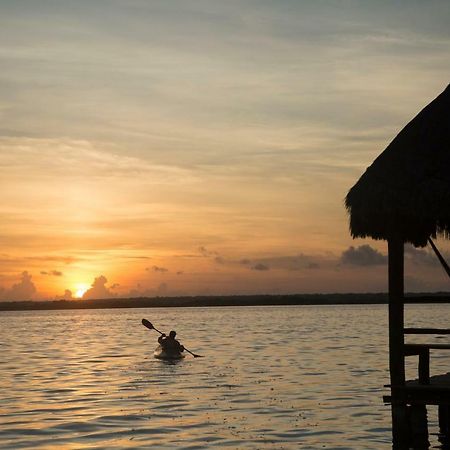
[
  {"xmin": 404, "ymin": 328, "xmax": 450, "ymax": 385},
  {"xmin": 404, "ymin": 296, "xmax": 450, "ymax": 304},
  {"xmin": 405, "ymin": 328, "xmax": 450, "ymax": 335}
]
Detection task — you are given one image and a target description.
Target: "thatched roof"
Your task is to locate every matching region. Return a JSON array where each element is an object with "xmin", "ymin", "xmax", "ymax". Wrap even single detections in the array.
[{"xmin": 346, "ymin": 84, "xmax": 450, "ymax": 247}]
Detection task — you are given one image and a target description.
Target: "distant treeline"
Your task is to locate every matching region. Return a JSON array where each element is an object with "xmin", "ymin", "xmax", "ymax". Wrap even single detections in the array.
[{"xmin": 1, "ymin": 293, "xmax": 450, "ymax": 311}]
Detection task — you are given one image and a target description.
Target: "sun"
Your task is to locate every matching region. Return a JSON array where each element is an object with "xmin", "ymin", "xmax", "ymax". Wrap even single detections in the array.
[{"xmin": 74, "ymin": 283, "xmax": 89, "ymax": 299}]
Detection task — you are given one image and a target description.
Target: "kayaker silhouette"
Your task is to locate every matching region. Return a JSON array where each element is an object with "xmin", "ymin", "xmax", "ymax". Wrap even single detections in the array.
[
  {"xmin": 158, "ymin": 330, "xmax": 185, "ymax": 354},
  {"xmin": 142, "ymin": 319, "xmax": 203, "ymax": 358}
]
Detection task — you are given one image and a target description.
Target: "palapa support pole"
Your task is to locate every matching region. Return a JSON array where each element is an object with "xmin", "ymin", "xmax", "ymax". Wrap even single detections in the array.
[
  {"xmin": 438, "ymin": 405, "xmax": 450, "ymax": 446},
  {"xmin": 388, "ymin": 237, "xmax": 409, "ymax": 447}
]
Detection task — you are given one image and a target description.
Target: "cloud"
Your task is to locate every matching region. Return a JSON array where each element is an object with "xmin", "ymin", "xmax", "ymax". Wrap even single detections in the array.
[
  {"xmin": 82, "ymin": 275, "xmax": 115, "ymax": 300},
  {"xmin": 339, "ymin": 243, "xmax": 447, "ymax": 270},
  {"xmin": 340, "ymin": 245, "xmax": 387, "ymax": 266},
  {"xmin": 61, "ymin": 289, "xmax": 73, "ymax": 300},
  {"xmin": 40, "ymin": 270, "xmax": 63, "ymax": 276},
  {"xmin": 126, "ymin": 283, "xmax": 169, "ymax": 298},
  {"xmin": 0, "ymin": 140, "xmax": 195, "ymax": 184},
  {"xmin": 121, "ymin": 255, "xmax": 152, "ymax": 260},
  {"xmin": 197, "ymin": 246, "xmax": 228, "ymax": 265},
  {"xmin": 0, "ymin": 255, "xmax": 77, "ymax": 265},
  {"xmin": 0, "ymin": 271, "xmax": 37, "ymax": 301},
  {"xmin": 198, "ymin": 246, "xmax": 218, "ymax": 257},
  {"xmin": 148, "ymin": 265, "xmax": 168, "ymax": 273},
  {"xmin": 156, "ymin": 282, "xmax": 168, "ymax": 295},
  {"xmin": 252, "ymin": 263, "xmax": 270, "ymax": 271},
  {"xmin": 254, "ymin": 254, "xmax": 322, "ymax": 271},
  {"xmin": 126, "ymin": 288, "xmax": 144, "ymax": 298},
  {"xmin": 201, "ymin": 251, "xmax": 326, "ymax": 272},
  {"xmin": 405, "ymin": 244, "xmax": 440, "ymax": 267}
]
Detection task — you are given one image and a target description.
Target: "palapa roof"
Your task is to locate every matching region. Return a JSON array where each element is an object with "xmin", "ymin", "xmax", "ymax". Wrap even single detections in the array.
[{"xmin": 346, "ymin": 84, "xmax": 450, "ymax": 247}]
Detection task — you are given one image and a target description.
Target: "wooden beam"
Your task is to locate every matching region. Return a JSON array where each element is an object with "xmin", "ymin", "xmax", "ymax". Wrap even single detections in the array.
[{"xmin": 404, "ymin": 328, "xmax": 450, "ymax": 334}]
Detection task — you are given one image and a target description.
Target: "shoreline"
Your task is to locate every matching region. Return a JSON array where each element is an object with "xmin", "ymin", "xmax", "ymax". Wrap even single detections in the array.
[{"xmin": 1, "ymin": 293, "xmax": 449, "ymax": 311}]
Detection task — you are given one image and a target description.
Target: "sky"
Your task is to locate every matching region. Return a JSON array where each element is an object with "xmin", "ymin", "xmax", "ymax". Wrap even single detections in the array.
[{"xmin": 1, "ymin": 0, "xmax": 450, "ymax": 300}]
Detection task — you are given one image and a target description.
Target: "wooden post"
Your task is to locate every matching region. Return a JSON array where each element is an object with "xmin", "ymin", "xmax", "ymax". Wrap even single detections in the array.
[
  {"xmin": 418, "ymin": 348, "xmax": 430, "ymax": 385},
  {"xmin": 439, "ymin": 405, "xmax": 450, "ymax": 446},
  {"xmin": 388, "ymin": 237, "xmax": 408, "ymax": 447}
]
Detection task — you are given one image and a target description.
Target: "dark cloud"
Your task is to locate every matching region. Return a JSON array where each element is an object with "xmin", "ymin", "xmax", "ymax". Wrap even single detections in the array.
[
  {"xmin": 125, "ymin": 281, "xmax": 170, "ymax": 298},
  {"xmin": 252, "ymin": 263, "xmax": 270, "ymax": 271},
  {"xmin": 205, "ymin": 252, "xmax": 325, "ymax": 272},
  {"xmin": 244, "ymin": 253, "xmax": 323, "ymax": 271},
  {"xmin": 0, "ymin": 271, "xmax": 37, "ymax": 301},
  {"xmin": 148, "ymin": 265, "xmax": 168, "ymax": 273},
  {"xmin": 198, "ymin": 246, "xmax": 218, "ymax": 257},
  {"xmin": 82, "ymin": 275, "xmax": 115, "ymax": 300},
  {"xmin": 255, "ymin": 254, "xmax": 322, "ymax": 271},
  {"xmin": 61, "ymin": 289, "xmax": 73, "ymax": 300},
  {"xmin": 197, "ymin": 248, "xmax": 325, "ymax": 272},
  {"xmin": 126, "ymin": 289, "xmax": 140, "ymax": 298},
  {"xmin": 41, "ymin": 270, "xmax": 63, "ymax": 276},
  {"xmin": 176, "ymin": 271, "xmax": 184, "ymax": 275},
  {"xmin": 340, "ymin": 245, "xmax": 387, "ymax": 266},
  {"xmin": 405, "ymin": 244, "xmax": 440, "ymax": 267}
]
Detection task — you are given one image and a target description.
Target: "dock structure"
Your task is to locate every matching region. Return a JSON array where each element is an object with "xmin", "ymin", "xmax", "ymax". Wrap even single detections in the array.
[{"xmin": 346, "ymin": 84, "xmax": 450, "ymax": 449}]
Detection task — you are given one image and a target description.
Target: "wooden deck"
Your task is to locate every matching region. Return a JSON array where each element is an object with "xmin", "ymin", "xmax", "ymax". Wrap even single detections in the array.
[
  {"xmin": 384, "ymin": 376, "xmax": 450, "ymax": 405},
  {"xmin": 402, "ymin": 373, "xmax": 450, "ymax": 406},
  {"xmin": 384, "ymin": 341, "xmax": 450, "ymax": 406}
]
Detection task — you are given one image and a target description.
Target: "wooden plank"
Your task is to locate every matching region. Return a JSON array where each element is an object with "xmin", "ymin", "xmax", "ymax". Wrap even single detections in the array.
[
  {"xmin": 404, "ymin": 296, "xmax": 450, "ymax": 304},
  {"xmin": 384, "ymin": 386, "xmax": 450, "ymax": 406},
  {"xmin": 405, "ymin": 343, "xmax": 450, "ymax": 350},
  {"xmin": 405, "ymin": 328, "xmax": 450, "ymax": 334}
]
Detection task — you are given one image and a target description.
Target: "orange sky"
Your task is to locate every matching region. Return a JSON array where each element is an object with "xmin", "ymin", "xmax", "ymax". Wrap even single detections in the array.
[{"xmin": 1, "ymin": 1, "xmax": 450, "ymax": 300}]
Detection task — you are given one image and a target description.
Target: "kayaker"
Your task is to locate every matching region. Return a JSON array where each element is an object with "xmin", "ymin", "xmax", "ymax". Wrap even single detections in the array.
[{"xmin": 158, "ymin": 330, "xmax": 185, "ymax": 354}]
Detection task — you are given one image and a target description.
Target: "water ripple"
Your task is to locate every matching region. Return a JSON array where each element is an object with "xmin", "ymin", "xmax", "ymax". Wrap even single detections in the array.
[{"xmin": 1, "ymin": 305, "xmax": 450, "ymax": 448}]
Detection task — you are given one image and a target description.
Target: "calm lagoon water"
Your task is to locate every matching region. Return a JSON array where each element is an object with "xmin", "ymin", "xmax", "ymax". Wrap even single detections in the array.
[{"xmin": 1, "ymin": 304, "xmax": 450, "ymax": 449}]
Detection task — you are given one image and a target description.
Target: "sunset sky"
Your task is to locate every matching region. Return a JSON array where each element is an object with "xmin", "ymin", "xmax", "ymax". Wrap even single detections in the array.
[{"xmin": 1, "ymin": 0, "xmax": 450, "ymax": 300}]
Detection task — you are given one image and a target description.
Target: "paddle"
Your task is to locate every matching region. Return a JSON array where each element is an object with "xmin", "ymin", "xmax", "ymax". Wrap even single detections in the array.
[{"xmin": 141, "ymin": 318, "xmax": 204, "ymax": 358}]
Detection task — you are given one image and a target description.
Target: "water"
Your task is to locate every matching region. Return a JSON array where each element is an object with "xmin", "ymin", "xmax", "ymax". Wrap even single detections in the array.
[{"xmin": 1, "ymin": 304, "xmax": 450, "ymax": 449}]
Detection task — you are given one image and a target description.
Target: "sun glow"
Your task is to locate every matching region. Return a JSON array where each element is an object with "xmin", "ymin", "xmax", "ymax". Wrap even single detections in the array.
[{"xmin": 75, "ymin": 283, "xmax": 89, "ymax": 299}]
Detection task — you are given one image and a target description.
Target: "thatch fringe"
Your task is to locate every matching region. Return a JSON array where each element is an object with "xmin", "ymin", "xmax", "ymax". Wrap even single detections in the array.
[{"xmin": 346, "ymin": 84, "xmax": 450, "ymax": 247}]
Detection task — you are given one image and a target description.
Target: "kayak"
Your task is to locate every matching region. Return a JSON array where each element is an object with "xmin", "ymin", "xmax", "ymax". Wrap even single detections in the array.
[{"xmin": 153, "ymin": 345, "xmax": 185, "ymax": 360}]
